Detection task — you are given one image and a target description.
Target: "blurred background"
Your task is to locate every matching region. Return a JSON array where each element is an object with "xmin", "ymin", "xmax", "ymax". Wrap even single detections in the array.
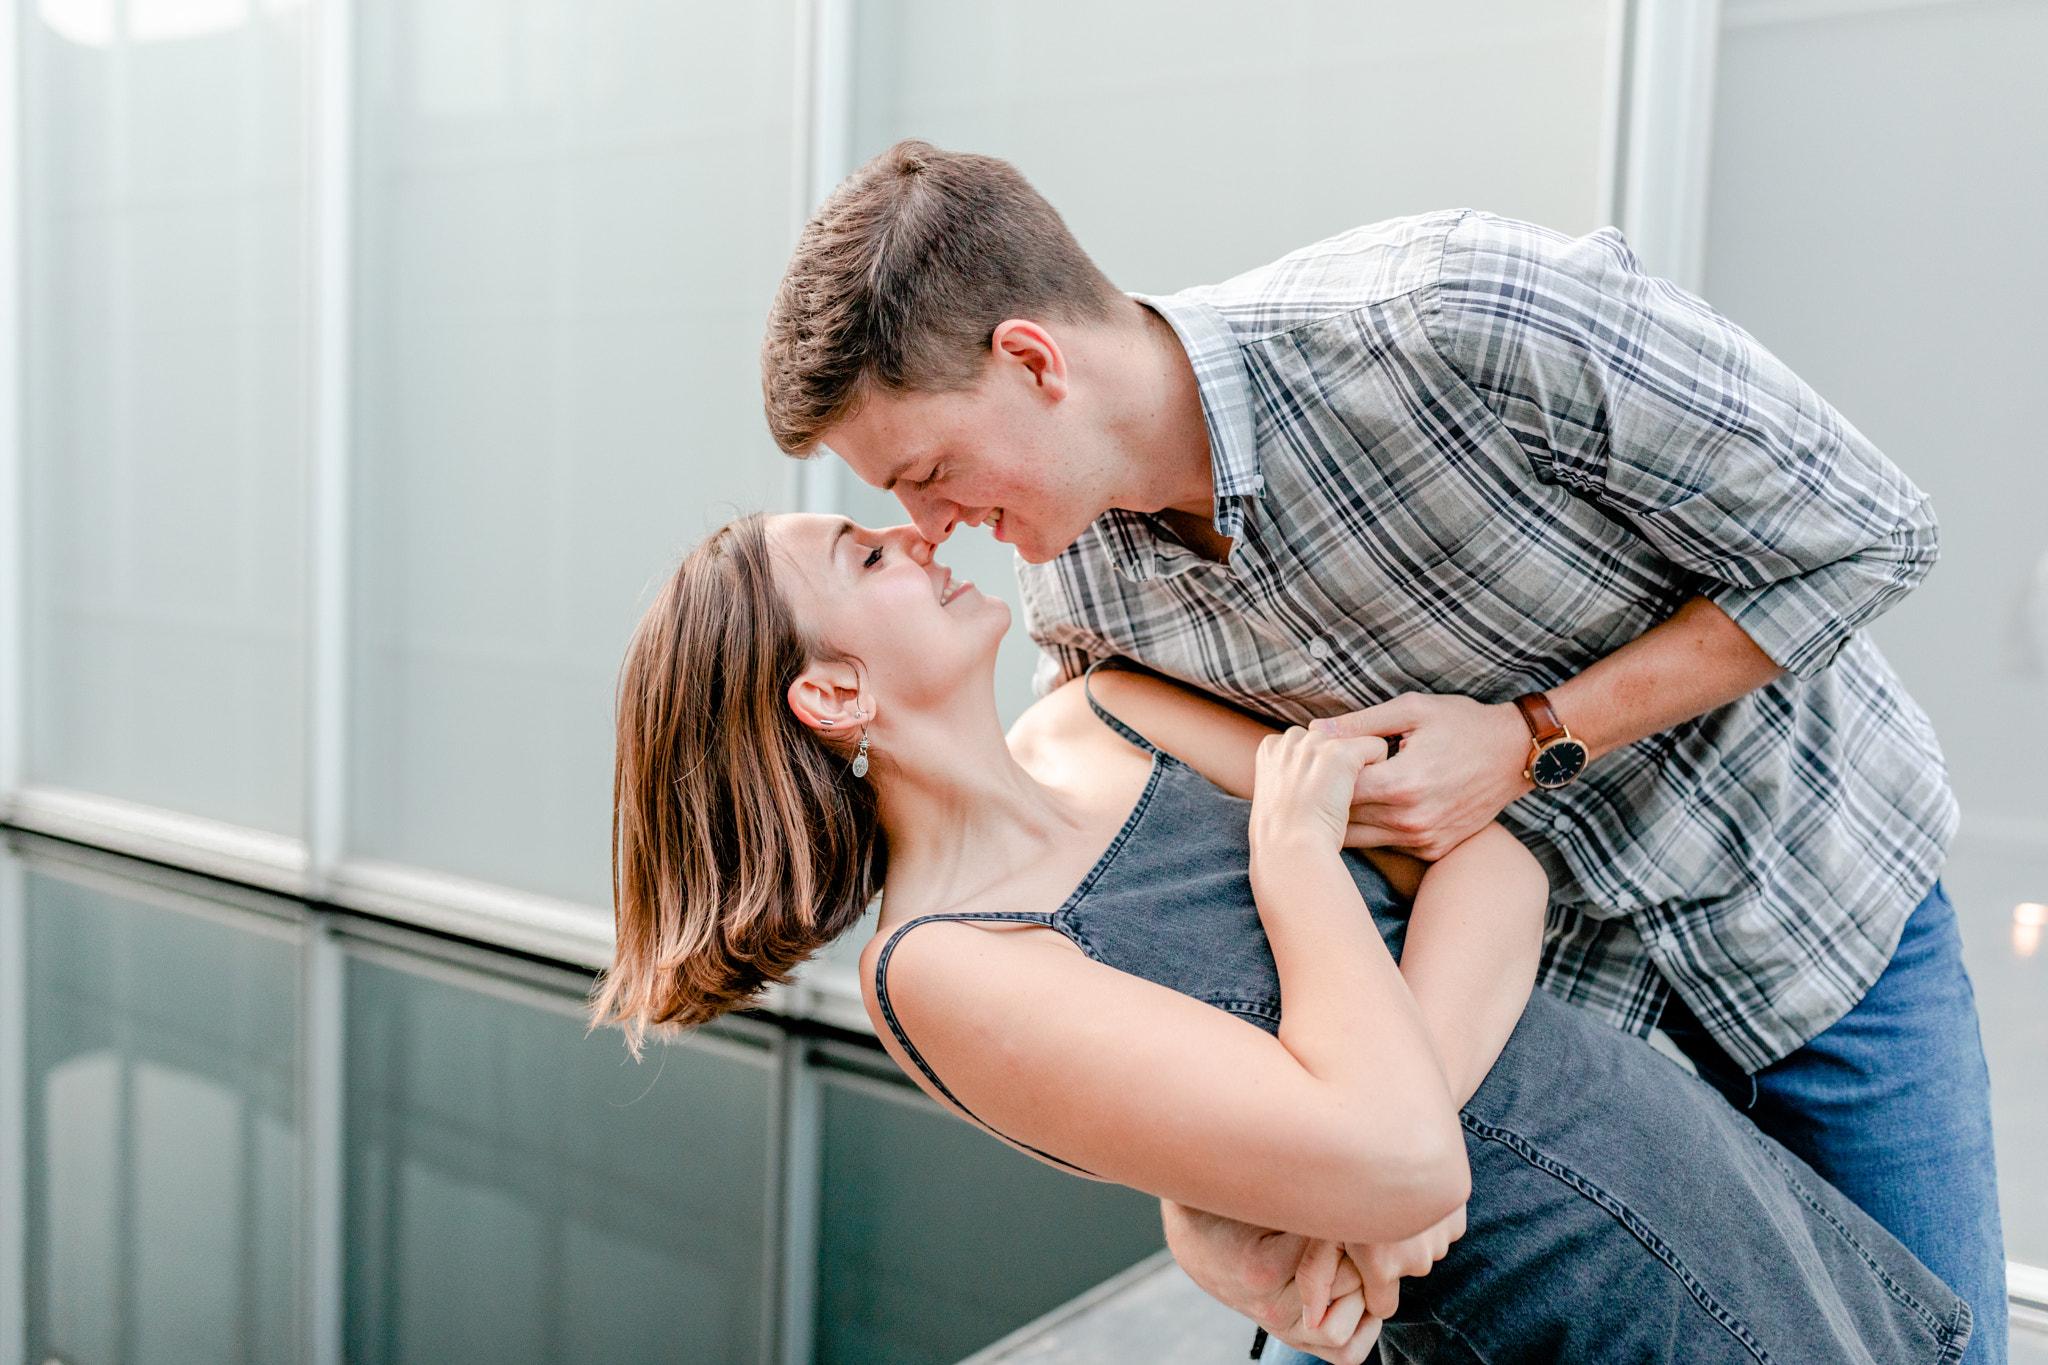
[{"xmin": 0, "ymin": 0, "xmax": 2043, "ymax": 1362}]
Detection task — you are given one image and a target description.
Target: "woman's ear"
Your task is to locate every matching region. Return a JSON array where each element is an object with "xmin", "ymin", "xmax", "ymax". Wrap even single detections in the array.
[{"xmin": 787, "ymin": 661, "xmax": 869, "ymax": 735}]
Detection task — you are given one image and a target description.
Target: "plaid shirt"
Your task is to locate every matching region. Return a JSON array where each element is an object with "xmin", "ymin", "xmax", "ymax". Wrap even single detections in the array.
[{"xmin": 1019, "ymin": 211, "xmax": 1954, "ymax": 1071}]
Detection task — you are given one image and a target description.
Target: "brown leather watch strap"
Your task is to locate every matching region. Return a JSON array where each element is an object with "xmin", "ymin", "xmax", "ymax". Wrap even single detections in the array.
[{"xmin": 1514, "ymin": 692, "xmax": 1567, "ymax": 745}]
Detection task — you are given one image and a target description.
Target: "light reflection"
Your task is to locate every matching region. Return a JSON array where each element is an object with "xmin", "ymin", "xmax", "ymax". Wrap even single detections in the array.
[
  {"xmin": 37, "ymin": 0, "xmax": 305, "ymax": 48},
  {"xmin": 2017, "ymin": 902, "xmax": 2046, "ymax": 959}
]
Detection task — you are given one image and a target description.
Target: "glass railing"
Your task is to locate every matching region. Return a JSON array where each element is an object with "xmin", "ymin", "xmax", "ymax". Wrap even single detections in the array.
[{"xmin": 0, "ymin": 831, "xmax": 1163, "ymax": 1365}]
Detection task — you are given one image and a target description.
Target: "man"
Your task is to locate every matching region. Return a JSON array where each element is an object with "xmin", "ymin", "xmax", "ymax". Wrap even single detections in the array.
[{"xmin": 760, "ymin": 141, "xmax": 2004, "ymax": 1364}]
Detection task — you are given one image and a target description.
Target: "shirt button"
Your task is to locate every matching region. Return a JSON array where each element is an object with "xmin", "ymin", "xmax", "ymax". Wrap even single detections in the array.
[
  {"xmin": 1308, "ymin": 637, "xmax": 1333, "ymax": 661},
  {"xmin": 1550, "ymin": 813, "xmax": 1572, "ymax": 833}
]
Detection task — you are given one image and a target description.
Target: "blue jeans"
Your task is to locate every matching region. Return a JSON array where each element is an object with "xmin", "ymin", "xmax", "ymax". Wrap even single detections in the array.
[{"xmin": 1656, "ymin": 881, "xmax": 2008, "ymax": 1365}]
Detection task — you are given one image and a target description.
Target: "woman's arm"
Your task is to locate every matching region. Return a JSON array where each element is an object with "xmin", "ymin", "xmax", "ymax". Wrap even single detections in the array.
[
  {"xmin": 865, "ymin": 729, "xmax": 1467, "ymax": 1245},
  {"xmin": 1396, "ymin": 825, "xmax": 1545, "ymax": 1104}
]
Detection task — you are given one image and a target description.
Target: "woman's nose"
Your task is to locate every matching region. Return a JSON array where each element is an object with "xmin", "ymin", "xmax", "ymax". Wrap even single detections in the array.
[{"xmin": 885, "ymin": 524, "xmax": 938, "ymax": 564}]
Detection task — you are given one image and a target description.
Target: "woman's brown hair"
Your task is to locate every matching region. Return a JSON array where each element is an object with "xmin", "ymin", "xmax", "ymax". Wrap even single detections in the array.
[{"xmin": 593, "ymin": 513, "xmax": 884, "ymax": 1047}]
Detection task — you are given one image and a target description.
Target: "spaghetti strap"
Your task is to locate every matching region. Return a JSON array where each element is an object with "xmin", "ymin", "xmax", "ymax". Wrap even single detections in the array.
[
  {"xmin": 872, "ymin": 911, "xmax": 1097, "ymax": 1177},
  {"xmin": 1082, "ymin": 659, "xmax": 1165, "ymax": 757}
]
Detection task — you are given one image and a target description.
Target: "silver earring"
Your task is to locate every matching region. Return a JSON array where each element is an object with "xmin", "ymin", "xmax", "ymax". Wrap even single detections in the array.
[{"xmin": 851, "ymin": 708, "xmax": 870, "ymax": 778}]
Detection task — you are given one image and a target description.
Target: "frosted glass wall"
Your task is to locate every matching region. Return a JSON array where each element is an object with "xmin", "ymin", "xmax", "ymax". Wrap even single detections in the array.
[
  {"xmin": 1704, "ymin": 0, "xmax": 2048, "ymax": 833},
  {"xmin": 348, "ymin": 0, "xmax": 797, "ymax": 903},
  {"xmin": 850, "ymin": 0, "xmax": 1613, "ymax": 295},
  {"xmin": 838, "ymin": 0, "xmax": 1614, "ymax": 722},
  {"xmin": 21, "ymin": 1, "xmax": 310, "ymax": 834},
  {"xmin": 1703, "ymin": 0, "xmax": 2048, "ymax": 1266}
]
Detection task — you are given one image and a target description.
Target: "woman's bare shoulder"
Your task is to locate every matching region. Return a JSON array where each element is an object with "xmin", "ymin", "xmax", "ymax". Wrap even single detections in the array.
[
  {"xmin": 856, "ymin": 905, "xmax": 1084, "ymax": 1093},
  {"xmin": 1005, "ymin": 676, "xmax": 1100, "ymax": 765},
  {"xmin": 1006, "ymin": 676, "xmax": 1155, "ymax": 786}
]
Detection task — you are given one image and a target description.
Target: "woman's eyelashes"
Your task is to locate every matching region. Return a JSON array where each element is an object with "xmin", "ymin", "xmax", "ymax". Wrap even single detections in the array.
[{"xmin": 862, "ymin": 544, "xmax": 884, "ymax": 570}]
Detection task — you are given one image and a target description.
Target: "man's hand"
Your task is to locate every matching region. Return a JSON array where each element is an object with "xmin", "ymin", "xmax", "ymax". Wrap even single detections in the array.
[
  {"xmin": 1314, "ymin": 694, "xmax": 1531, "ymax": 859},
  {"xmin": 1312, "ymin": 598, "xmax": 1786, "ymax": 859},
  {"xmin": 1161, "ymin": 1203, "xmax": 1381, "ymax": 1364}
]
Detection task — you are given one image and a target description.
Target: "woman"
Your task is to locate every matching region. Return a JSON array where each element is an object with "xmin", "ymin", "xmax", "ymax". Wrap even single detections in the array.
[{"xmin": 597, "ymin": 514, "xmax": 1971, "ymax": 1365}]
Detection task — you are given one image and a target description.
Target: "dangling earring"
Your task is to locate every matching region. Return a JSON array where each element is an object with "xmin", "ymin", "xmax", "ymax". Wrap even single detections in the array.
[{"xmin": 851, "ymin": 708, "xmax": 870, "ymax": 778}]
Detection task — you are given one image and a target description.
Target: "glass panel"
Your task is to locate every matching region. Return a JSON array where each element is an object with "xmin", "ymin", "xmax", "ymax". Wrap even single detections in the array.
[
  {"xmin": 344, "ymin": 958, "xmax": 772, "ymax": 1364},
  {"xmin": 1704, "ymin": 0, "xmax": 2048, "ymax": 1265},
  {"xmin": 814, "ymin": 1068, "xmax": 1164, "ymax": 1365},
  {"xmin": 849, "ymin": 1, "xmax": 1611, "ymax": 296},
  {"xmin": 22, "ymin": 867, "xmax": 302, "ymax": 1364},
  {"xmin": 20, "ymin": 0, "xmax": 311, "ymax": 833},
  {"xmin": 837, "ymin": 0, "xmax": 1612, "ymax": 720},
  {"xmin": 350, "ymin": 0, "xmax": 797, "ymax": 903}
]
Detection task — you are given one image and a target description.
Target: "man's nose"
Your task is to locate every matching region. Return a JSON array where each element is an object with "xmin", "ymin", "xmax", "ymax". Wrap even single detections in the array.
[{"xmin": 896, "ymin": 489, "xmax": 958, "ymax": 543}]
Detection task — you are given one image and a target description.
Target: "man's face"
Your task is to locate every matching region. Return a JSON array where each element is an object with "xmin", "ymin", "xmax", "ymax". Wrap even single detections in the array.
[{"xmin": 820, "ymin": 351, "xmax": 1117, "ymax": 564}]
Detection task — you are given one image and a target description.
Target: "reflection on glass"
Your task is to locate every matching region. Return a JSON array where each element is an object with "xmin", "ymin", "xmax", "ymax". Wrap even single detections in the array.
[
  {"xmin": 344, "ymin": 959, "xmax": 772, "ymax": 1364},
  {"xmin": 814, "ymin": 1066, "xmax": 1163, "ymax": 1365},
  {"xmin": 349, "ymin": 0, "xmax": 796, "ymax": 904},
  {"xmin": 23, "ymin": 869, "xmax": 302, "ymax": 1364},
  {"xmin": 22, "ymin": 0, "xmax": 309, "ymax": 833},
  {"xmin": 2014, "ymin": 903, "xmax": 2043, "ymax": 959}
]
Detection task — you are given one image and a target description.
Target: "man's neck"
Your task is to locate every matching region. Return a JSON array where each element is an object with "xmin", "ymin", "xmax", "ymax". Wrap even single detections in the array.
[{"xmin": 1097, "ymin": 301, "xmax": 1216, "ymax": 524}]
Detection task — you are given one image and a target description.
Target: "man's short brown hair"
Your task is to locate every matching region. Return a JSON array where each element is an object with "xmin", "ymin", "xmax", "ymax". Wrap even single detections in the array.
[{"xmin": 761, "ymin": 140, "xmax": 1124, "ymax": 455}]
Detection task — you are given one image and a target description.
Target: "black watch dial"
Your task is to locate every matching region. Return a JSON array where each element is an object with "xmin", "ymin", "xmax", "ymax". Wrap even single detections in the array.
[{"xmin": 1530, "ymin": 739, "xmax": 1589, "ymax": 789}]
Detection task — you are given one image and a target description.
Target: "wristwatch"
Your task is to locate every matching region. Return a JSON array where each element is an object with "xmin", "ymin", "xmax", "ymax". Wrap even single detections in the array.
[{"xmin": 1514, "ymin": 692, "xmax": 1589, "ymax": 790}]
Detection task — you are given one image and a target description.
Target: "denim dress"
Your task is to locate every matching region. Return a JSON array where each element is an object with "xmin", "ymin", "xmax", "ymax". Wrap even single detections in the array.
[{"xmin": 873, "ymin": 679, "xmax": 1972, "ymax": 1364}]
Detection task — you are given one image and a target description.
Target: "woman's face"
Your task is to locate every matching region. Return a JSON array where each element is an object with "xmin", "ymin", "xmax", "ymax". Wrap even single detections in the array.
[{"xmin": 766, "ymin": 513, "xmax": 1011, "ymax": 715}]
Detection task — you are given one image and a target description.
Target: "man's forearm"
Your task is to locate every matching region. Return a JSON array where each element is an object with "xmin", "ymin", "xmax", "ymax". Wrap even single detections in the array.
[
  {"xmin": 1547, "ymin": 596, "xmax": 1782, "ymax": 760},
  {"xmin": 1335, "ymin": 597, "xmax": 1786, "ymax": 857}
]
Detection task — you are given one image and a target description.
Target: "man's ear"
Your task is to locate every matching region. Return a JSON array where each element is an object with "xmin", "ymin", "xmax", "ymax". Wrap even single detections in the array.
[
  {"xmin": 991, "ymin": 319, "xmax": 1069, "ymax": 401},
  {"xmin": 787, "ymin": 660, "xmax": 869, "ymax": 735}
]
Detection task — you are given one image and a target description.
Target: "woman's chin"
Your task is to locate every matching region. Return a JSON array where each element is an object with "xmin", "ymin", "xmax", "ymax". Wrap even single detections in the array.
[{"xmin": 985, "ymin": 599, "xmax": 1015, "ymax": 645}]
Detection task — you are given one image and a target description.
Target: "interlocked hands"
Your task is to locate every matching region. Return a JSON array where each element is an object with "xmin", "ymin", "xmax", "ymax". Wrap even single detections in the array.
[{"xmin": 1162, "ymin": 1201, "xmax": 1466, "ymax": 1365}]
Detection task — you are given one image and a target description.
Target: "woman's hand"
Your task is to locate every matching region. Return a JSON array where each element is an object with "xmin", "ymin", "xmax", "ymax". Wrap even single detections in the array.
[
  {"xmin": 1344, "ymin": 1201, "xmax": 1467, "ymax": 1318},
  {"xmin": 1251, "ymin": 728, "xmax": 1391, "ymax": 858}
]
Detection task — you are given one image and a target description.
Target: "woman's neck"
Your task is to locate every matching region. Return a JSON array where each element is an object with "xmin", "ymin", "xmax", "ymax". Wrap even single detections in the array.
[{"xmin": 868, "ymin": 701, "xmax": 1088, "ymax": 922}]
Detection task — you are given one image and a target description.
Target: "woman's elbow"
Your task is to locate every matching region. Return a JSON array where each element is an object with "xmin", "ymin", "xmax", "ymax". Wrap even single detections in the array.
[
  {"xmin": 1402, "ymin": 1112, "xmax": 1471, "ymax": 1225},
  {"xmin": 1421, "ymin": 1122, "xmax": 1472, "ymax": 1215},
  {"xmin": 1331, "ymin": 1108, "xmax": 1470, "ymax": 1240}
]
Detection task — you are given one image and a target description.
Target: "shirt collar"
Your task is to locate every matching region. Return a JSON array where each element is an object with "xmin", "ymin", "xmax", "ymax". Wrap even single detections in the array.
[
  {"xmin": 1083, "ymin": 294, "xmax": 1262, "ymax": 582},
  {"xmin": 1132, "ymin": 291, "xmax": 1265, "ymax": 541}
]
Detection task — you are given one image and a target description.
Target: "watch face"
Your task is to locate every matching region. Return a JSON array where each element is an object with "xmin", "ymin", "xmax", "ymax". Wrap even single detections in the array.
[{"xmin": 1531, "ymin": 739, "xmax": 1589, "ymax": 789}]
